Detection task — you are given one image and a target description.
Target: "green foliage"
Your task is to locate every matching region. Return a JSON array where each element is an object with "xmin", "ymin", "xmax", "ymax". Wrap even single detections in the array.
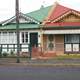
[
  {"xmin": 10, "ymin": 50, "xmax": 14, "ymax": 56},
  {"xmin": 0, "ymin": 52, "xmax": 2, "ymax": 58},
  {"xmin": 55, "ymin": 54, "xmax": 80, "ymax": 60},
  {"xmin": 3, "ymin": 52, "xmax": 8, "ymax": 57}
]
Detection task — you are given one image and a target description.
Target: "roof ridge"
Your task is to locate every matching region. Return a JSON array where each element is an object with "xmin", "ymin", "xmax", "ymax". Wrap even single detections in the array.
[
  {"xmin": 43, "ymin": 2, "xmax": 59, "ymax": 24},
  {"xmin": 27, "ymin": 5, "xmax": 52, "ymax": 14},
  {"xmin": 44, "ymin": 2, "xmax": 80, "ymax": 23}
]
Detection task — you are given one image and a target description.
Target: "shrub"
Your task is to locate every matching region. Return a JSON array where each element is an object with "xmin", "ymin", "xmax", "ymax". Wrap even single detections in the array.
[
  {"xmin": 3, "ymin": 52, "xmax": 8, "ymax": 57},
  {"xmin": 0, "ymin": 48, "xmax": 2, "ymax": 57},
  {"xmin": 10, "ymin": 50, "xmax": 14, "ymax": 56},
  {"xmin": 0, "ymin": 52, "xmax": 2, "ymax": 58}
]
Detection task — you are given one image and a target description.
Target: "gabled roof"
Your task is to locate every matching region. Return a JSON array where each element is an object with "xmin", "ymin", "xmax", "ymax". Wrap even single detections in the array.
[
  {"xmin": 43, "ymin": 3, "xmax": 80, "ymax": 28},
  {"xmin": 45, "ymin": 3, "xmax": 80, "ymax": 23},
  {"xmin": 26, "ymin": 5, "xmax": 52, "ymax": 22},
  {"xmin": 2, "ymin": 12, "xmax": 40, "ymax": 26}
]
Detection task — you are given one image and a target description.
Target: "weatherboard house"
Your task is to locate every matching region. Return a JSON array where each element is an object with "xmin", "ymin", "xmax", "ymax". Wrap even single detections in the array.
[
  {"xmin": 42, "ymin": 3, "xmax": 80, "ymax": 56},
  {"xmin": 0, "ymin": 12, "xmax": 41, "ymax": 57},
  {"xmin": 0, "ymin": 3, "xmax": 80, "ymax": 58}
]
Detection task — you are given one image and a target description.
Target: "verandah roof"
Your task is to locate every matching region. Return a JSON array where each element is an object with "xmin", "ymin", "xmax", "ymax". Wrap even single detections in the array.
[
  {"xmin": 44, "ymin": 22, "xmax": 80, "ymax": 28},
  {"xmin": 43, "ymin": 29, "xmax": 80, "ymax": 34},
  {"xmin": 0, "ymin": 23, "xmax": 40, "ymax": 30}
]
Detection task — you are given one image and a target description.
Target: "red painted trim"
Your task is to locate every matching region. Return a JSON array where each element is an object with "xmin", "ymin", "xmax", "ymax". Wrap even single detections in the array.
[{"xmin": 44, "ymin": 22, "xmax": 80, "ymax": 27}]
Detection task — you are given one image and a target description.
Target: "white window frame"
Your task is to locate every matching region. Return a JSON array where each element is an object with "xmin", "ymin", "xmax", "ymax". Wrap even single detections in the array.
[
  {"xmin": 65, "ymin": 34, "xmax": 80, "ymax": 52},
  {"xmin": 21, "ymin": 32, "xmax": 28, "ymax": 44}
]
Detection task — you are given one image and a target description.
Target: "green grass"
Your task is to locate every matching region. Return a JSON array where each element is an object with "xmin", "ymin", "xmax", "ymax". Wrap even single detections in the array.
[
  {"xmin": 0, "ymin": 54, "xmax": 80, "ymax": 60},
  {"xmin": 54, "ymin": 54, "xmax": 80, "ymax": 60}
]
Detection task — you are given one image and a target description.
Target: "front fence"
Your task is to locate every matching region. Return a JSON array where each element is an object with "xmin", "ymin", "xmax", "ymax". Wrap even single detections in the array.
[{"xmin": 0, "ymin": 43, "xmax": 41, "ymax": 58}]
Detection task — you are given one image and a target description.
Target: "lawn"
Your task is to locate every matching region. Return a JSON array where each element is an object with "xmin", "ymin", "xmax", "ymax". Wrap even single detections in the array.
[{"xmin": 54, "ymin": 54, "xmax": 80, "ymax": 60}]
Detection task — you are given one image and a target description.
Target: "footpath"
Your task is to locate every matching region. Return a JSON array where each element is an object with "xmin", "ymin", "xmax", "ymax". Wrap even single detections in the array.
[{"xmin": 0, "ymin": 58, "xmax": 80, "ymax": 67}]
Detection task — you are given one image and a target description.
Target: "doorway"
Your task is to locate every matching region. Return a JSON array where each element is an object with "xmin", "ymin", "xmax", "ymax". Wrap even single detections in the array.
[{"xmin": 30, "ymin": 33, "xmax": 38, "ymax": 48}]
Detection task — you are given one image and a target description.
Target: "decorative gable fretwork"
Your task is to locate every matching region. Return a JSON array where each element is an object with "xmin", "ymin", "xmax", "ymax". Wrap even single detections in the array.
[
  {"xmin": 56, "ymin": 13, "xmax": 80, "ymax": 22},
  {"xmin": 2, "ymin": 13, "xmax": 40, "ymax": 26},
  {"xmin": 51, "ymin": 10, "xmax": 80, "ymax": 23}
]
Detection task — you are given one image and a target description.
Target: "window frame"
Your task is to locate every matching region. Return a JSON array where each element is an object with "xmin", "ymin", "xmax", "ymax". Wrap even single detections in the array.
[
  {"xmin": 64, "ymin": 34, "xmax": 80, "ymax": 53},
  {"xmin": 21, "ymin": 32, "xmax": 28, "ymax": 44}
]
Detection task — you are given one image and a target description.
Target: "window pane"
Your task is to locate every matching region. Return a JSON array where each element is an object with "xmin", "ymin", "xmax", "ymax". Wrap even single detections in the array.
[
  {"xmin": 25, "ymin": 39, "xmax": 28, "ymax": 43},
  {"xmin": 65, "ymin": 35, "xmax": 79, "ymax": 43},
  {"xmin": 25, "ymin": 32, "xmax": 28, "ymax": 43},
  {"xmin": 3, "ymin": 32, "xmax": 7, "ymax": 44},
  {"xmin": 73, "ymin": 44, "xmax": 79, "ymax": 52},
  {"xmin": 65, "ymin": 44, "xmax": 72, "ymax": 52},
  {"xmin": 72, "ymin": 35, "xmax": 79, "ymax": 43},
  {"xmin": 65, "ymin": 35, "xmax": 72, "ymax": 43},
  {"xmin": 21, "ymin": 32, "xmax": 28, "ymax": 43},
  {"xmin": 22, "ymin": 32, "xmax": 24, "ymax": 43}
]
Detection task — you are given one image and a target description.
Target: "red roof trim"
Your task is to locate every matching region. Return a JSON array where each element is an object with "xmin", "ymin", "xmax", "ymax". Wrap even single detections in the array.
[{"xmin": 44, "ymin": 22, "xmax": 80, "ymax": 27}]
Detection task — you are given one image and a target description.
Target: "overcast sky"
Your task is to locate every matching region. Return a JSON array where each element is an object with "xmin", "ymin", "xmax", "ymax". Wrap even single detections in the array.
[{"xmin": 0, "ymin": 0, "xmax": 80, "ymax": 22}]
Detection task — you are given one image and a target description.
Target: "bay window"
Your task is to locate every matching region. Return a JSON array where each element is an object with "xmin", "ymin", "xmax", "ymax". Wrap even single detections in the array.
[{"xmin": 65, "ymin": 34, "xmax": 80, "ymax": 53}]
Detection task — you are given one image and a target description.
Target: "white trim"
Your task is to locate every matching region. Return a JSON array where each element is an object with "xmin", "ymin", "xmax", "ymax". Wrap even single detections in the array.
[
  {"xmin": 38, "ymin": 32, "xmax": 41, "ymax": 44},
  {"xmin": 2, "ymin": 13, "xmax": 40, "ymax": 26},
  {"xmin": 43, "ymin": 29, "xmax": 80, "ymax": 34},
  {"xmin": 2, "ymin": 17, "xmax": 15, "ymax": 26}
]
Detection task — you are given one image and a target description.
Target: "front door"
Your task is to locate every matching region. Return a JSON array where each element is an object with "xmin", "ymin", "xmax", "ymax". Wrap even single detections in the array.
[
  {"xmin": 30, "ymin": 33, "xmax": 38, "ymax": 48},
  {"xmin": 47, "ymin": 34, "xmax": 54, "ymax": 51}
]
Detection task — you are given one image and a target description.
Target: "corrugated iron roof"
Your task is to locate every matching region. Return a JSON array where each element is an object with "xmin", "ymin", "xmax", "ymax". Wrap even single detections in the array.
[{"xmin": 27, "ymin": 6, "xmax": 52, "ymax": 22}]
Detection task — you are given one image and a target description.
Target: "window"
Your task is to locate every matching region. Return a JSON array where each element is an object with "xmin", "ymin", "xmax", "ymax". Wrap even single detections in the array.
[
  {"xmin": 72, "ymin": 35, "xmax": 79, "ymax": 43},
  {"xmin": 65, "ymin": 35, "xmax": 72, "ymax": 43},
  {"xmin": 9, "ymin": 32, "xmax": 14, "ymax": 44},
  {"xmin": 25, "ymin": 32, "xmax": 28, "ymax": 43},
  {"xmin": 2, "ymin": 32, "xmax": 7, "ymax": 44},
  {"xmin": 0, "ymin": 32, "xmax": 16, "ymax": 44},
  {"xmin": 65, "ymin": 34, "xmax": 80, "ymax": 52},
  {"xmin": 21, "ymin": 32, "xmax": 28, "ymax": 43},
  {"xmin": 22, "ymin": 32, "xmax": 24, "ymax": 43},
  {"xmin": 65, "ymin": 34, "xmax": 79, "ymax": 43}
]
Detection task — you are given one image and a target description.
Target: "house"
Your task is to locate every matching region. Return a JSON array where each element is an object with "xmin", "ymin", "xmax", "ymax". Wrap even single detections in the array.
[
  {"xmin": 41, "ymin": 2, "xmax": 80, "ymax": 56},
  {"xmin": 0, "ymin": 12, "xmax": 41, "ymax": 56},
  {"xmin": 0, "ymin": 5, "xmax": 52, "ymax": 57},
  {"xmin": 1, "ymin": 2, "xmax": 80, "ymax": 58}
]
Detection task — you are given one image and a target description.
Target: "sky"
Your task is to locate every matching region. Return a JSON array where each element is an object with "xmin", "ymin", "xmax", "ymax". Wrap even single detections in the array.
[{"xmin": 0, "ymin": 0, "xmax": 80, "ymax": 22}]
